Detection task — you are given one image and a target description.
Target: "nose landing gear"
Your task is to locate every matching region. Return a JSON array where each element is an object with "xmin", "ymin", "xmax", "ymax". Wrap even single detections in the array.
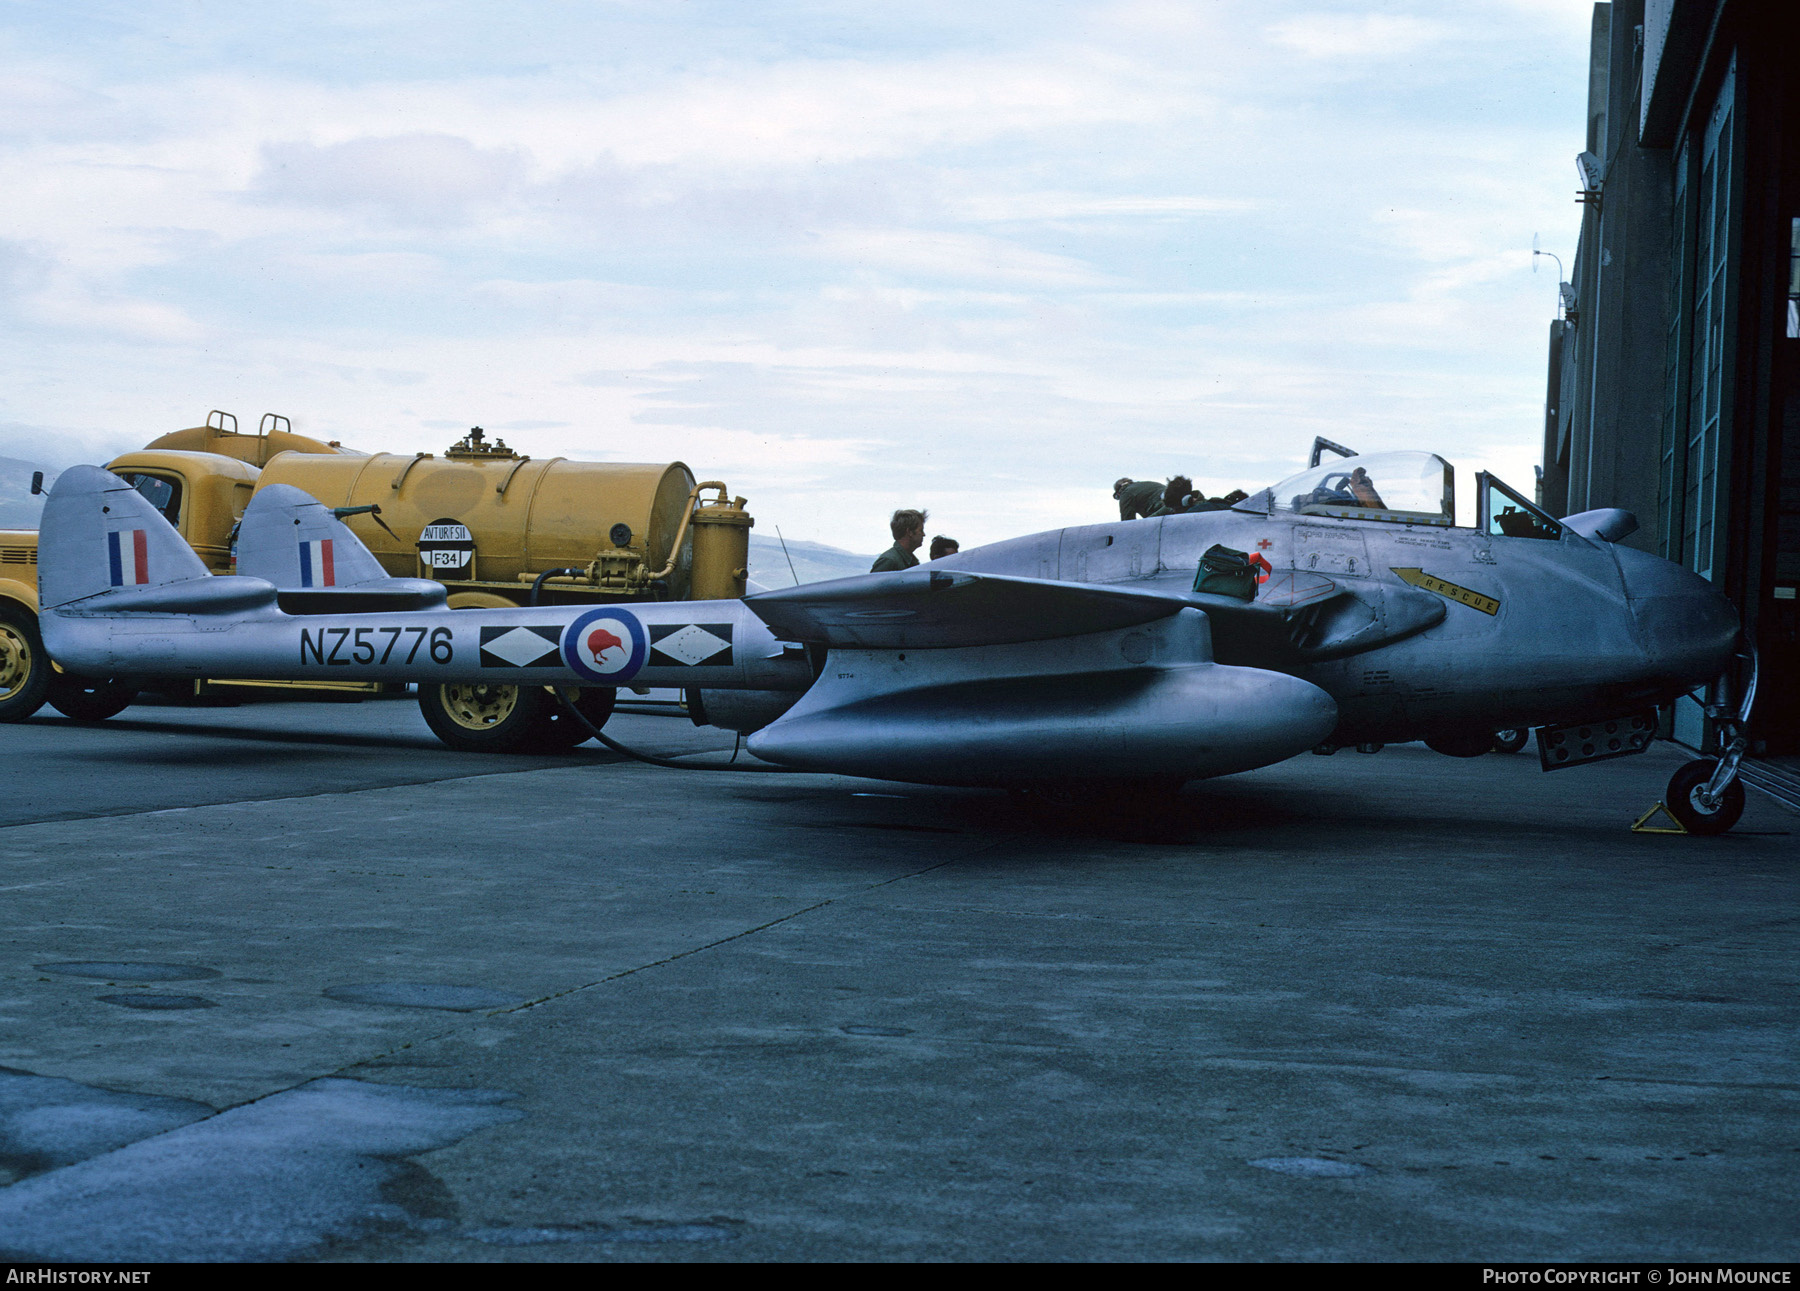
[
  {"xmin": 1648, "ymin": 643, "xmax": 1758, "ymax": 837},
  {"xmin": 1662, "ymin": 756, "xmax": 1747, "ymax": 835}
]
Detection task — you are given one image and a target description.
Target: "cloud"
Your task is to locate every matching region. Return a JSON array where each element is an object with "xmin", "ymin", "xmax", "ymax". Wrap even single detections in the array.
[
  {"xmin": 1266, "ymin": 13, "xmax": 1450, "ymax": 60},
  {"xmin": 812, "ymin": 229, "xmax": 1118, "ymax": 288},
  {"xmin": 0, "ymin": 2, "xmax": 1597, "ymax": 549},
  {"xmin": 252, "ymin": 134, "xmax": 527, "ymax": 224},
  {"xmin": 0, "ymin": 72, "xmax": 119, "ymax": 139}
]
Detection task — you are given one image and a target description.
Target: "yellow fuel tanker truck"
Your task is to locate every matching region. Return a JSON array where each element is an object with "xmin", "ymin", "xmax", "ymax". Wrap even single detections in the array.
[{"xmin": 0, "ymin": 412, "xmax": 753, "ymax": 751}]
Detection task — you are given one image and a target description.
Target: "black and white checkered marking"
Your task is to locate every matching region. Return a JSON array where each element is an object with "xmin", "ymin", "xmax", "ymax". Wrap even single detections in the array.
[
  {"xmin": 649, "ymin": 623, "xmax": 733, "ymax": 667},
  {"xmin": 479, "ymin": 625, "xmax": 562, "ymax": 668}
]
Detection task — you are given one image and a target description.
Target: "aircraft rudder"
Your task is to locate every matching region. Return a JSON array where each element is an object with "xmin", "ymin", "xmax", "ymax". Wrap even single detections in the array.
[
  {"xmin": 236, "ymin": 483, "xmax": 390, "ymax": 589},
  {"xmin": 38, "ymin": 465, "xmax": 211, "ymax": 610}
]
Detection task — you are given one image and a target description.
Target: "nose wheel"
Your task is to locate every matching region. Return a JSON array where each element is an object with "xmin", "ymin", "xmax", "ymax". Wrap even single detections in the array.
[{"xmin": 1664, "ymin": 758, "xmax": 1746, "ymax": 836}]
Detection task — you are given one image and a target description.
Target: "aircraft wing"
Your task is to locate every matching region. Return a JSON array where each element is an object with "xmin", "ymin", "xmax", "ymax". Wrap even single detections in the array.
[{"xmin": 745, "ymin": 568, "xmax": 1282, "ymax": 649}]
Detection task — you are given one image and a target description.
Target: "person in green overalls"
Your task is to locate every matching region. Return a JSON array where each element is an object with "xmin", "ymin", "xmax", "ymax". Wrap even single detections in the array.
[
  {"xmin": 871, "ymin": 509, "xmax": 928, "ymax": 572},
  {"xmin": 1113, "ymin": 477, "xmax": 1168, "ymax": 520}
]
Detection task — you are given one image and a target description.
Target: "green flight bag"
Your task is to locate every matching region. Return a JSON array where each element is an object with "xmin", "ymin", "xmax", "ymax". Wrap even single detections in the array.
[{"xmin": 1193, "ymin": 544, "xmax": 1257, "ymax": 601}]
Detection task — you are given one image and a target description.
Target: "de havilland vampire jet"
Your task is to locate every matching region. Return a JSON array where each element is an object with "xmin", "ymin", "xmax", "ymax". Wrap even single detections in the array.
[{"xmin": 34, "ymin": 441, "xmax": 1753, "ymax": 831}]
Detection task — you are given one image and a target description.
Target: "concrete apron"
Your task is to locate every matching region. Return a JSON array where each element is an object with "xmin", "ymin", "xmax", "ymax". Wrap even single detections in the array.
[{"xmin": 0, "ymin": 725, "xmax": 1795, "ymax": 1261}]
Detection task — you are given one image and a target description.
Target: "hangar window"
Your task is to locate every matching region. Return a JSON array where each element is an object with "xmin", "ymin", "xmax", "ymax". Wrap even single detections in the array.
[{"xmin": 1266, "ymin": 452, "xmax": 1454, "ymax": 527}]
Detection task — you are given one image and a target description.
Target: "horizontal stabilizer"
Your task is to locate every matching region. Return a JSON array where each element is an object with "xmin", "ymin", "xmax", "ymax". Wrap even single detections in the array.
[
  {"xmin": 39, "ymin": 466, "xmax": 212, "ymax": 610},
  {"xmin": 746, "ymin": 568, "xmax": 1186, "ymax": 649},
  {"xmin": 76, "ymin": 577, "xmax": 278, "ymax": 615}
]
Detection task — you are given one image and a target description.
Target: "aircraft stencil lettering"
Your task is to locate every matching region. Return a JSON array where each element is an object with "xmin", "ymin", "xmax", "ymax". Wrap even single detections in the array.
[
  {"xmin": 32, "ymin": 440, "xmax": 1755, "ymax": 832},
  {"xmin": 1389, "ymin": 567, "xmax": 1500, "ymax": 615}
]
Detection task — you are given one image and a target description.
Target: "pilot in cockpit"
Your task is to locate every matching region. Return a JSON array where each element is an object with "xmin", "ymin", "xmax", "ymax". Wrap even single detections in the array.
[{"xmin": 1297, "ymin": 465, "xmax": 1385, "ymax": 511}]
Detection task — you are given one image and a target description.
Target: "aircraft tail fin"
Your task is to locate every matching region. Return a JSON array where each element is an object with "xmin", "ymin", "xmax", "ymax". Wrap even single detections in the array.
[
  {"xmin": 236, "ymin": 484, "xmax": 447, "ymax": 611},
  {"xmin": 38, "ymin": 465, "xmax": 214, "ymax": 610},
  {"xmin": 236, "ymin": 484, "xmax": 394, "ymax": 588}
]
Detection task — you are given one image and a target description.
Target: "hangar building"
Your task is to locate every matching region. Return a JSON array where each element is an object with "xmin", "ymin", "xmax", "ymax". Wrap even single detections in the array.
[{"xmin": 1543, "ymin": 0, "xmax": 1797, "ymax": 764}]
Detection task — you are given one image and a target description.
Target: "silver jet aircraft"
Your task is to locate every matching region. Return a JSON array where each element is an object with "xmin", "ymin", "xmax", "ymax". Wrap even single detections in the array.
[{"xmin": 35, "ymin": 442, "xmax": 1751, "ymax": 831}]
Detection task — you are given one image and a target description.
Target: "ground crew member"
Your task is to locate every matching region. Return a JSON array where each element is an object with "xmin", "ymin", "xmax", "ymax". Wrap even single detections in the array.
[
  {"xmin": 872, "ymin": 509, "xmax": 928, "ymax": 572},
  {"xmin": 1114, "ymin": 477, "xmax": 1167, "ymax": 521},
  {"xmin": 1182, "ymin": 488, "xmax": 1251, "ymax": 513},
  {"xmin": 929, "ymin": 536, "xmax": 959, "ymax": 560}
]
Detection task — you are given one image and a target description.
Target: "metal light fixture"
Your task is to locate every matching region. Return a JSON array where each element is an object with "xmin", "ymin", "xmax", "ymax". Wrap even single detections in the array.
[{"xmin": 1575, "ymin": 151, "xmax": 1603, "ymax": 209}]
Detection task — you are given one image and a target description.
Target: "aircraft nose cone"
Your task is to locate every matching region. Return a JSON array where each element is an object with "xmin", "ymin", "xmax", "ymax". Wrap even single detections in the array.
[{"xmin": 1614, "ymin": 547, "xmax": 1739, "ymax": 687}]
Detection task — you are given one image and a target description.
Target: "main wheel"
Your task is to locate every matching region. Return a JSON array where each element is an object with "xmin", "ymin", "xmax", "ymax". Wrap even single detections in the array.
[
  {"xmin": 1664, "ymin": 759, "xmax": 1745, "ymax": 836},
  {"xmin": 0, "ymin": 603, "xmax": 48, "ymax": 722},
  {"xmin": 1492, "ymin": 728, "xmax": 1530, "ymax": 754},
  {"xmin": 46, "ymin": 671, "xmax": 137, "ymax": 722},
  {"xmin": 1425, "ymin": 731, "xmax": 1491, "ymax": 758},
  {"xmin": 531, "ymin": 686, "xmax": 616, "ymax": 750},
  {"xmin": 419, "ymin": 681, "xmax": 550, "ymax": 753}
]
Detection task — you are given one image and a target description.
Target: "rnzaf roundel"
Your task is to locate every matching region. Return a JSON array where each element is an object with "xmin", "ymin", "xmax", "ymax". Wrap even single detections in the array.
[{"xmin": 561, "ymin": 608, "xmax": 648, "ymax": 684}]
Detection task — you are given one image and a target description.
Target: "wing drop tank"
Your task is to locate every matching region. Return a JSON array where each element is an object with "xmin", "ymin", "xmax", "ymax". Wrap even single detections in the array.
[{"xmin": 748, "ymin": 608, "xmax": 1338, "ymax": 787}]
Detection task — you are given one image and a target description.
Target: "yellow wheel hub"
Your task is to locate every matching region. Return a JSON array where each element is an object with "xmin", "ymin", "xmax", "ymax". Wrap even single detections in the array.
[
  {"xmin": 0, "ymin": 623, "xmax": 32, "ymax": 701},
  {"xmin": 438, "ymin": 682, "xmax": 521, "ymax": 731}
]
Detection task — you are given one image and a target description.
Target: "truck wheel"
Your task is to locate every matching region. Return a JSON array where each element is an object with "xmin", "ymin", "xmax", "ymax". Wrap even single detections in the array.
[
  {"xmin": 1664, "ymin": 759, "xmax": 1745, "ymax": 836},
  {"xmin": 532, "ymin": 687, "xmax": 616, "ymax": 749},
  {"xmin": 0, "ymin": 603, "xmax": 49, "ymax": 723},
  {"xmin": 46, "ymin": 673, "xmax": 137, "ymax": 722},
  {"xmin": 418, "ymin": 681, "xmax": 549, "ymax": 753}
]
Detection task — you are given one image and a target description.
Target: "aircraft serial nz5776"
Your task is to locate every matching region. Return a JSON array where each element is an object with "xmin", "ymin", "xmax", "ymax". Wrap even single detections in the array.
[{"xmin": 35, "ymin": 439, "xmax": 1754, "ymax": 832}]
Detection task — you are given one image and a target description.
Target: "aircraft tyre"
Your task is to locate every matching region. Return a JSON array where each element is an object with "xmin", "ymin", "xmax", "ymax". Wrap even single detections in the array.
[
  {"xmin": 1492, "ymin": 728, "xmax": 1530, "ymax": 754},
  {"xmin": 1425, "ymin": 731, "xmax": 1492, "ymax": 758},
  {"xmin": 46, "ymin": 672, "xmax": 137, "ymax": 722},
  {"xmin": 419, "ymin": 681, "xmax": 550, "ymax": 753},
  {"xmin": 531, "ymin": 686, "xmax": 617, "ymax": 749},
  {"xmin": 0, "ymin": 603, "xmax": 49, "ymax": 723},
  {"xmin": 1664, "ymin": 759, "xmax": 1745, "ymax": 836}
]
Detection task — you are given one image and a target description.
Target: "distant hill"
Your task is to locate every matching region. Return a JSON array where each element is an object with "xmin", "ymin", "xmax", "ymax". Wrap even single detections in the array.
[{"xmin": 746, "ymin": 533, "xmax": 875, "ymax": 588}]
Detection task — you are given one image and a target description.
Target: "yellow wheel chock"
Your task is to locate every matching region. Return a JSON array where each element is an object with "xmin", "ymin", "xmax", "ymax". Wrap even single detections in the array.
[{"xmin": 1631, "ymin": 802, "xmax": 1688, "ymax": 835}]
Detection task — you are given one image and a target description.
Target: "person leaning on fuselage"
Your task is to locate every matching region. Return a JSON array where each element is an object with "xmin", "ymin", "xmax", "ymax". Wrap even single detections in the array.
[
  {"xmin": 1181, "ymin": 487, "xmax": 1250, "ymax": 514},
  {"xmin": 872, "ymin": 508, "xmax": 928, "ymax": 572},
  {"xmin": 1114, "ymin": 477, "xmax": 1168, "ymax": 521}
]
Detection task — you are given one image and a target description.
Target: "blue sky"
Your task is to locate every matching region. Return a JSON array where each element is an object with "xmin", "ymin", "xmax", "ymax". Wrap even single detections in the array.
[{"xmin": 1, "ymin": 0, "xmax": 1593, "ymax": 550}]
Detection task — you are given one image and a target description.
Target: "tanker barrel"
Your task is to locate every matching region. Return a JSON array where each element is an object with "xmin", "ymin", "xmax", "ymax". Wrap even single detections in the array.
[{"xmin": 258, "ymin": 452, "xmax": 708, "ymax": 598}]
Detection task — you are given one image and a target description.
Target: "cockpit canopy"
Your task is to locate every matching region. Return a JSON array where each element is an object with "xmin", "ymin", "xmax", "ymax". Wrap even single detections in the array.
[{"xmin": 1256, "ymin": 452, "xmax": 1455, "ymax": 527}]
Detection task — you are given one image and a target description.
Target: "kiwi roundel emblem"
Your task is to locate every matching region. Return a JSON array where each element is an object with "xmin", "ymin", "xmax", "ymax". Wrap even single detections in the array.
[{"xmin": 563, "ymin": 608, "xmax": 647, "ymax": 682}]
